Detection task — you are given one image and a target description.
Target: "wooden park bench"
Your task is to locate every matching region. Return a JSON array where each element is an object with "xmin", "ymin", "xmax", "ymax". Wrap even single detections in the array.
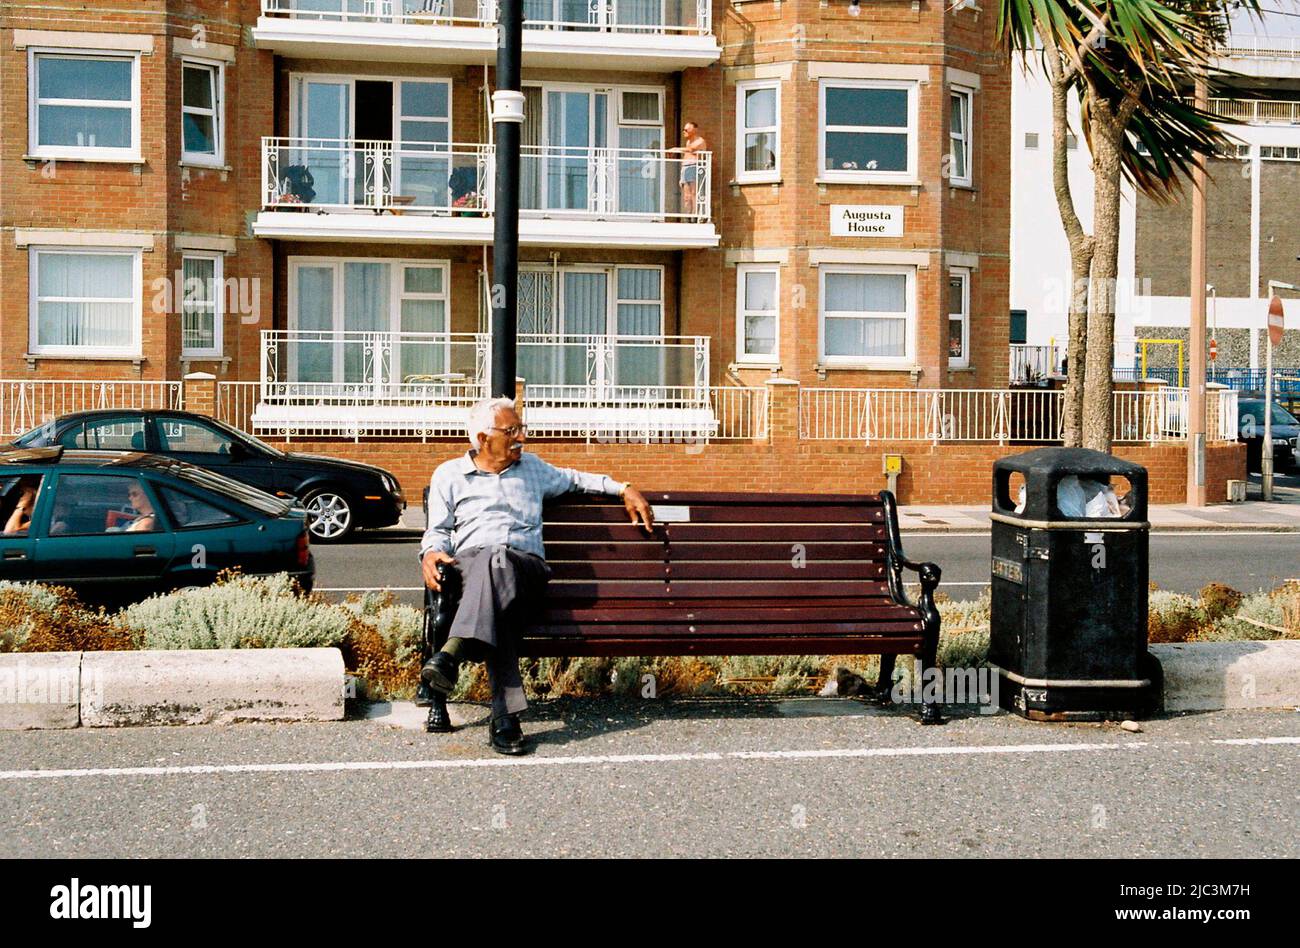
[{"xmin": 421, "ymin": 490, "xmax": 944, "ymax": 724}]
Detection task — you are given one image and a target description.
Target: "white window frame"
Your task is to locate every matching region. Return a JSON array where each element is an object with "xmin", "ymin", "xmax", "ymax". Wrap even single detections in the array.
[
  {"xmin": 736, "ymin": 80, "xmax": 780, "ymax": 183},
  {"xmin": 28, "ymin": 246, "xmax": 143, "ymax": 357},
  {"xmin": 287, "ymin": 257, "xmax": 452, "ymax": 389},
  {"xmin": 818, "ymin": 79, "xmax": 918, "ymax": 184},
  {"xmin": 817, "ymin": 264, "xmax": 916, "ymax": 368},
  {"xmin": 947, "ymin": 267, "xmax": 970, "ymax": 369},
  {"xmin": 180, "ymin": 252, "xmax": 224, "ymax": 359},
  {"xmin": 948, "ymin": 87, "xmax": 973, "ymax": 187},
  {"xmin": 617, "ymin": 89, "xmax": 664, "ymax": 126},
  {"xmin": 613, "ymin": 266, "xmax": 665, "ymax": 336},
  {"xmin": 181, "ymin": 58, "xmax": 224, "ymax": 167},
  {"xmin": 736, "ymin": 265, "xmax": 780, "ymax": 365},
  {"xmin": 28, "ymin": 48, "xmax": 142, "ymax": 161}
]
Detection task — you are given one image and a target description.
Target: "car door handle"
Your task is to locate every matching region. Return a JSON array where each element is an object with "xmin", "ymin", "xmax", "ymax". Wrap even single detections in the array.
[
  {"xmin": 134, "ymin": 546, "xmax": 157, "ymax": 558},
  {"xmin": 2, "ymin": 549, "xmax": 26, "ymax": 561}
]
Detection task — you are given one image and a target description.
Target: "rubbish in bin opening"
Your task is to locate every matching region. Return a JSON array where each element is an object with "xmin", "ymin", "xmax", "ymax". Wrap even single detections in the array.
[
  {"xmin": 1008, "ymin": 472, "xmax": 1026, "ymax": 514},
  {"xmin": 1056, "ymin": 474, "xmax": 1133, "ymax": 519}
]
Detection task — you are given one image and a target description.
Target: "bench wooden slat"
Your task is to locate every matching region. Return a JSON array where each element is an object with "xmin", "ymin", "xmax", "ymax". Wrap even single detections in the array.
[
  {"xmin": 550, "ymin": 491, "xmax": 884, "ymax": 506},
  {"xmin": 543, "ymin": 541, "xmax": 884, "ymax": 562},
  {"xmin": 542, "ymin": 603, "xmax": 916, "ymax": 623},
  {"xmin": 542, "ymin": 523, "xmax": 883, "ymax": 543},
  {"xmin": 546, "ymin": 561, "xmax": 885, "ymax": 581},
  {"xmin": 529, "ymin": 620, "xmax": 924, "ymax": 637},
  {"xmin": 545, "ymin": 504, "xmax": 880, "ymax": 524},
  {"xmin": 544, "ymin": 579, "xmax": 892, "ymax": 599},
  {"xmin": 520, "ymin": 636, "xmax": 925, "ymax": 658}
]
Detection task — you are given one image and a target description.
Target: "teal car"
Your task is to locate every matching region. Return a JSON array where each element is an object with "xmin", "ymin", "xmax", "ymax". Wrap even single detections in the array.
[{"xmin": 0, "ymin": 447, "xmax": 313, "ymax": 606}]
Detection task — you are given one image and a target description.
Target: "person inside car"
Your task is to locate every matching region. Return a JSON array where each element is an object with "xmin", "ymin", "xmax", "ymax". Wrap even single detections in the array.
[
  {"xmin": 125, "ymin": 483, "xmax": 159, "ymax": 533},
  {"xmin": 2, "ymin": 477, "xmax": 41, "ymax": 535}
]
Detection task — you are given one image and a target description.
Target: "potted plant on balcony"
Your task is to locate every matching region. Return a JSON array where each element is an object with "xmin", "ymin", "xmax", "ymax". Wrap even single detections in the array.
[{"xmin": 452, "ymin": 190, "xmax": 484, "ymax": 217}]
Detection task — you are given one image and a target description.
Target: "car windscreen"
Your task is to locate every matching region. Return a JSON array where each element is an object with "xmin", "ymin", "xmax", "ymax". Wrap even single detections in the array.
[
  {"xmin": 167, "ymin": 464, "xmax": 291, "ymax": 516},
  {"xmin": 205, "ymin": 417, "xmax": 286, "ymax": 458},
  {"xmin": 12, "ymin": 421, "xmax": 57, "ymax": 447}
]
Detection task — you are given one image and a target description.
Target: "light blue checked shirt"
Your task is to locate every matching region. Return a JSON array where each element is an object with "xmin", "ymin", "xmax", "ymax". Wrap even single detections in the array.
[{"xmin": 419, "ymin": 449, "xmax": 624, "ymax": 562}]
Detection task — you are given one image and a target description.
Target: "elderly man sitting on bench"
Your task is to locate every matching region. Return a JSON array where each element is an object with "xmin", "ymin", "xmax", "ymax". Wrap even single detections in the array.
[{"xmin": 419, "ymin": 396, "xmax": 654, "ymax": 755}]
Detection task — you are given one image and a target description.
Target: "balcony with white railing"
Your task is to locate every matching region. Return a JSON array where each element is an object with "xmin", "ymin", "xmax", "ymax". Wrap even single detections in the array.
[
  {"xmin": 254, "ymin": 0, "xmax": 719, "ymax": 71},
  {"xmin": 252, "ymin": 330, "xmax": 740, "ymax": 439},
  {"xmin": 254, "ymin": 139, "xmax": 718, "ymax": 249}
]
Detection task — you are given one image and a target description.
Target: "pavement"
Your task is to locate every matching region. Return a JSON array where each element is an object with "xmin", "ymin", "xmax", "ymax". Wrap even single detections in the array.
[{"xmin": 0, "ymin": 705, "xmax": 1294, "ymax": 857}]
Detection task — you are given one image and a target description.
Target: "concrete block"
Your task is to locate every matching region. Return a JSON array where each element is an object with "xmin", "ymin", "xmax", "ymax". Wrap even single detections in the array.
[
  {"xmin": 0, "ymin": 652, "xmax": 82, "ymax": 730},
  {"xmin": 1152, "ymin": 641, "xmax": 1300, "ymax": 711},
  {"xmin": 80, "ymin": 648, "xmax": 345, "ymax": 727}
]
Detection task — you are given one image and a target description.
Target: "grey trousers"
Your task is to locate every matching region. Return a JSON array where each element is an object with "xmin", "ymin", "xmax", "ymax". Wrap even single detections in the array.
[{"xmin": 447, "ymin": 545, "xmax": 551, "ymax": 720}]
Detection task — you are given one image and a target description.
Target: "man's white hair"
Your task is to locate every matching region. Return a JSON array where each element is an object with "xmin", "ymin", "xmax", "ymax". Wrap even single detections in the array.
[{"xmin": 467, "ymin": 396, "xmax": 518, "ymax": 446}]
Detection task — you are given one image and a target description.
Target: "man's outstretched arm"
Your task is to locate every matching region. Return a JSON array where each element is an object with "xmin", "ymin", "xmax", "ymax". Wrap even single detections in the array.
[{"xmin": 533, "ymin": 456, "xmax": 655, "ymax": 532}]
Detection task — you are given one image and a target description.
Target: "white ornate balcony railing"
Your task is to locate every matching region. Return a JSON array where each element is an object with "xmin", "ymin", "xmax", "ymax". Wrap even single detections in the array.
[
  {"xmin": 260, "ymin": 0, "xmax": 712, "ymax": 35},
  {"xmin": 252, "ymin": 330, "xmax": 728, "ymax": 441},
  {"xmin": 799, "ymin": 387, "xmax": 1239, "ymax": 446},
  {"xmin": 0, "ymin": 380, "xmax": 183, "ymax": 438},
  {"xmin": 260, "ymin": 330, "xmax": 707, "ymax": 395},
  {"xmin": 262, "ymin": 138, "xmax": 712, "ymax": 223},
  {"xmin": 1009, "ymin": 344, "xmax": 1063, "ymax": 381}
]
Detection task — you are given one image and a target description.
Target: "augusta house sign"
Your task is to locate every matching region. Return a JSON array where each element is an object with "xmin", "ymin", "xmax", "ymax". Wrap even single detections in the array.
[{"xmin": 831, "ymin": 205, "xmax": 903, "ymax": 237}]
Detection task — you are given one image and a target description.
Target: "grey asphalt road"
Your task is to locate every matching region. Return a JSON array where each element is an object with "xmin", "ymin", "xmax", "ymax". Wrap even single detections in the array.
[
  {"xmin": 311, "ymin": 532, "xmax": 1300, "ymax": 605},
  {"xmin": 0, "ymin": 707, "xmax": 1294, "ymax": 858}
]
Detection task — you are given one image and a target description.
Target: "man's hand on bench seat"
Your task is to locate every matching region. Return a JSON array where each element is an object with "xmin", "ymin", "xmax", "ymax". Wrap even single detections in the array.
[
  {"xmin": 623, "ymin": 486, "xmax": 655, "ymax": 533},
  {"xmin": 422, "ymin": 550, "xmax": 458, "ymax": 591}
]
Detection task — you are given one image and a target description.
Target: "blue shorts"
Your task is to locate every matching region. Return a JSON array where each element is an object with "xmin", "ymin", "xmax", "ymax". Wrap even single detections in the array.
[{"xmin": 681, "ymin": 164, "xmax": 698, "ymax": 184}]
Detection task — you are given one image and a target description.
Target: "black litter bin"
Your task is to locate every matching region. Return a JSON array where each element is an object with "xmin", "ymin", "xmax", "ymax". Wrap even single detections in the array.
[{"xmin": 989, "ymin": 447, "xmax": 1162, "ymax": 720}]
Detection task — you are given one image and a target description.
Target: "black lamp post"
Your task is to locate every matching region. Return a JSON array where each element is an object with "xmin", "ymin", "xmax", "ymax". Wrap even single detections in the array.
[{"xmin": 490, "ymin": 0, "xmax": 524, "ymax": 399}]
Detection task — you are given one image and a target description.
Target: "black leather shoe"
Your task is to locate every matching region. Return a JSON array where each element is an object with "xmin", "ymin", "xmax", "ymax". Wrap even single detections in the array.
[
  {"xmin": 420, "ymin": 651, "xmax": 459, "ymax": 696},
  {"xmin": 489, "ymin": 714, "xmax": 529, "ymax": 756},
  {"xmin": 414, "ymin": 680, "xmax": 434, "ymax": 707},
  {"xmin": 425, "ymin": 694, "xmax": 454, "ymax": 733}
]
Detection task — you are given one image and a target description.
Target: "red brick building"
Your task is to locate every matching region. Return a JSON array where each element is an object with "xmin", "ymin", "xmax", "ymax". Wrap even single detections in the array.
[{"xmin": 0, "ymin": 1, "xmax": 1242, "ymax": 503}]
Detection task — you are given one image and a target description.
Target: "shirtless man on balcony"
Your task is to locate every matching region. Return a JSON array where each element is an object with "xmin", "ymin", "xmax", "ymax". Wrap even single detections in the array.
[{"xmin": 669, "ymin": 121, "xmax": 708, "ymax": 218}]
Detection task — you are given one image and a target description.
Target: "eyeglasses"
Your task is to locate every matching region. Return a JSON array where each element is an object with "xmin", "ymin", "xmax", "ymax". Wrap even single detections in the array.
[{"xmin": 489, "ymin": 424, "xmax": 527, "ymax": 438}]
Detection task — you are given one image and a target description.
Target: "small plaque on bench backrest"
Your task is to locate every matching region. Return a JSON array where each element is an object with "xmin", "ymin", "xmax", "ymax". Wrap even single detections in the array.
[{"xmin": 652, "ymin": 505, "xmax": 691, "ymax": 522}]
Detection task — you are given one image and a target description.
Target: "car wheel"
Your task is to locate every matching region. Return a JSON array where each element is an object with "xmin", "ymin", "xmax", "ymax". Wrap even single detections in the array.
[{"xmin": 302, "ymin": 487, "xmax": 355, "ymax": 542}]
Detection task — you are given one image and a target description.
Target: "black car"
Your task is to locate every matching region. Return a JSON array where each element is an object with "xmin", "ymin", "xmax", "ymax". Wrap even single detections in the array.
[
  {"xmin": 0, "ymin": 446, "xmax": 313, "ymax": 606},
  {"xmin": 10, "ymin": 410, "xmax": 405, "ymax": 541},
  {"xmin": 1237, "ymin": 397, "xmax": 1300, "ymax": 473}
]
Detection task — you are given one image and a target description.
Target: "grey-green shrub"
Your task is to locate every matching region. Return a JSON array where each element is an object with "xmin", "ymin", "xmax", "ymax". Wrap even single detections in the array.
[
  {"xmin": 0, "ymin": 581, "xmax": 64, "ymax": 652},
  {"xmin": 1202, "ymin": 592, "xmax": 1286, "ymax": 642},
  {"xmin": 119, "ymin": 574, "xmax": 351, "ymax": 650}
]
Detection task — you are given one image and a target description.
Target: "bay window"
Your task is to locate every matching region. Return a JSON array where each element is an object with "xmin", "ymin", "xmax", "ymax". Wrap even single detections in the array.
[
  {"xmin": 949, "ymin": 88, "xmax": 972, "ymax": 186},
  {"xmin": 737, "ymin": 81, "xmax": 779, "ymax": 182},
  {"xmin": 948, "ymin": 268, "xmax": 970, "ymax": 368},
  {"xmin": 182, "ymin": 60, "xmax": 223, "ymax": 166},
  {"xmin": 181, "ymin": 254, "xmax": 223, "ymax": 358},
  {"xmin": 736, "ymin": 266, "xmax": 779, "ymax": 364},
  {"xmin": 30, "ymin": 249, "xmax": 140, "ymax": 356},
  {"xmin": 819, "ymin": 266, "xmax": 914, "ymax": 366},
  {"xmin": 819, "ymin": 80, "xmax": 917, "ymax": 182},
  {"xmin": 30, "ymin": 50, "xmax": 140, "ymax": 160}
]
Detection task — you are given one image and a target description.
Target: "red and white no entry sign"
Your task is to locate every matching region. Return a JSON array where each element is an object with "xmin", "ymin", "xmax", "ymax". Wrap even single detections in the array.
[
  {"xmin": 1269, "ymin": 296, "xmax": 1285, "ymax": 347},
  {"xmin": 1209, "ymin": 338, "xmax": 1218, "ymax": 361}
]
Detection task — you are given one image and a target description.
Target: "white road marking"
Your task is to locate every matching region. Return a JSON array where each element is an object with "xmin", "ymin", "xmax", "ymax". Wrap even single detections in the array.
[{"xmin": 0, "ymin": 736, "xmax": 1290, "ymax": 782}]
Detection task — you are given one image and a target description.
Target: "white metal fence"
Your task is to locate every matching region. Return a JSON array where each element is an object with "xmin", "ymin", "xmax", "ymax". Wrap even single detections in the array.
[
  {"xmin": 216, "ymin": 381, "xmax": 260, "ymax": 435},
  {"xmin": 800, "ymin": 387, "xmax": 1238, "ymax": 445},
  {"xmin": 263, "ymin": 138, "xmax": 713, "ymax": 222},
  {"xmin": 525, "ymin": 384, "xmax": 766, "ymax": 442},
  {"xmin": 0, "ymin": 380, "xmax": 183, "ymax": 438}
]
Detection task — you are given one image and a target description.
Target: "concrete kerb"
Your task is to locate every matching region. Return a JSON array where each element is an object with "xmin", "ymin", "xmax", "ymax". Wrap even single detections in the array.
[
  {"xmin": 2, "ymin": 642, "xmax": 1297, "ymax": 729},
  {"xmin": 0, "ymin": 648, "xmax": 345, "ymax": 730}
]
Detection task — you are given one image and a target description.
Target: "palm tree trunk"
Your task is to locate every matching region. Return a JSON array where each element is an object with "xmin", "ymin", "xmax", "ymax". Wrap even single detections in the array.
[
  {"xmin": 1082, "ymin": 109, "xmax": 1124, "ymax": 452},
  {"xmin": 1047, "ymin": 59, "xmax": 1092, "ymax": 447}
]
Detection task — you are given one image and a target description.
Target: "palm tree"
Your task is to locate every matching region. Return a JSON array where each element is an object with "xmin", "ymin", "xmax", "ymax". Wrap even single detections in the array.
[{"xmin": 999, "ymin": 0, "xmax": 1260, "ymax": 451}]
